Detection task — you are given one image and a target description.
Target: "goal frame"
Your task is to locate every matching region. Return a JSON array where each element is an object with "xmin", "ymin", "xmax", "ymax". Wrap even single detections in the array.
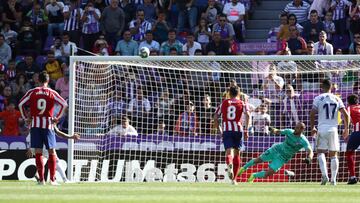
[{"xmin": 67, "ymin": 54, "xmax": 360, "ymax": 181}]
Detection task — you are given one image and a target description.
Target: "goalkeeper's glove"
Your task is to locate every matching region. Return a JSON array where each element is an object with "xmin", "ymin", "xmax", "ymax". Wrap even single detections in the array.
[
  {"xmin": 303, "ymin": 158, "xmax": 312, "ymax": 165},
  {"xmin": 268, "ymin": 126, "xmax": 277, "ymax": 134}
]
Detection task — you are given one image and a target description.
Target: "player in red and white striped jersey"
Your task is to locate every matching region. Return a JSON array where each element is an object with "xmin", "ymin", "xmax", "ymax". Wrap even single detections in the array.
[
  {"xmin": 18, "ymin": 71, "xmax": 67, "ymax": 185},
  {"xmin": 345, "ymin": 94, "xmax": 360, "ymax": 184},
  {"xmin": 214, "ymin": 86, "xmax": 250, "ymax": 185}
]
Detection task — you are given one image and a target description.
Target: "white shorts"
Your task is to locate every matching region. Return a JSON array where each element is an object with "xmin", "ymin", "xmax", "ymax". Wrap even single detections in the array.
[{"xmin": 316, "ymin": 128, "xmax": 340, "ymax": 151}]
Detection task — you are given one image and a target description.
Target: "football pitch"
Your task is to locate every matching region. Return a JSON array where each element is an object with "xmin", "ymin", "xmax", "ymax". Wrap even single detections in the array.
[{"xmin": 0, "ymin": 181, "xmax": 359, "ymax": 203}]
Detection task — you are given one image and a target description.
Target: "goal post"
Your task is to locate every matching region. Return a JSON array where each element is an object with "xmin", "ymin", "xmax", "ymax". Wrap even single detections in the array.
[{"xmin": 68, "ymin": 55, "xmax": 360, "ymax": 182}]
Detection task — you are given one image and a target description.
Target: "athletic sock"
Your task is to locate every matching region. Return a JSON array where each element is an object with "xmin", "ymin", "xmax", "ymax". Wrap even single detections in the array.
[
  {"xmin": 346, "ymin": 151, "xmax": 355, "ymax": 177},
  {"xmin": 233, "ymin": 155, "xmax": 241, "ymax": 180},
  {"xmin": 330, "ymin": 156, "xmax": 339, "ymax": 183},
  {"xmin": 243, "ymin": 159, "xmax": 255, "ymax": 170},
  {"xmin": 254, "ymin": 171, "xmax": 266, "ymax": 178},
  {"xmin": 56, "ymin": 158, "xmax": 67, "ymax": 181},
  {"xmin": 317, "ymin": 153, "xmax": 328, "ymax": 179},
  {"xmin": 35, "ymin": 153, "xmax": 44, "ymax": 182},
  {"xmin": 48, "ymin": 154, "xmax": 57, "ymax": 182},
  {"xmin": 226, "ymin": 154, "xmax": 233, "ymax": 165}
]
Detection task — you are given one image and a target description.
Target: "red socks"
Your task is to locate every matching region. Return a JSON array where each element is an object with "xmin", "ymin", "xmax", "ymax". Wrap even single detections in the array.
[
  {"xmin": 48, "ymin": 154, "xmax": 57, "ymax": 182},
  {"xmin": 226, "ymin": 154, "xmax": 233, "ymax": 165},
  {"xmin": 35, "ymin": 153, "xmax": 44, "ymax": 182},
  {"xmin": 346, "ymin": 151, "xmax": 355, "ymax": 177},
  {"xmin": 233, "ymin": 155, "xmax": 241, "ymax": 179}
]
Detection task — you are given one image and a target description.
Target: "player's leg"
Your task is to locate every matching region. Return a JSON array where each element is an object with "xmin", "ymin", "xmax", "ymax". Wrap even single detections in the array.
[
  {"xmin": 328, "ymin": 129, "xmax": 340, "ymax": 185},
  {"xmin": 316, "ymin": 131, "xmax": 330, "ymax": 185},
  {"xmin": 345, "ymin": 132, "xmax": 360, "ymax": 184},
  {"xmin": 31, "ymin": 128, "xmax": 45, "ymax": 185},
  {"xmin": 238, "ymin": 148, "xmax": 272, "ymax": 176},
  {"xmin": 44, "ymin": 129, "xmax": 58, "ymax": 185},
  {"xmin": 248, "ymin": 157, "xmax": 283, "ymax": 182},
  {"xmin": 54, "ymin": 151, "xmax": 68, "ymax": 182},
  {"xmin": 232, "ymin": 132, "xmax": 243, "ymax": 181},
  {"xmin": 223, "ymin": 132, "xmax": 235, "ymax": 180}
]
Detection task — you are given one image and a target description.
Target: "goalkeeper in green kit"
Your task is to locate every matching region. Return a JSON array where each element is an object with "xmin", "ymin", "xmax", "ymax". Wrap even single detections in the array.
[{"xmin": 238, "ymin": 122, "xmax": 314, "ymax": 182}]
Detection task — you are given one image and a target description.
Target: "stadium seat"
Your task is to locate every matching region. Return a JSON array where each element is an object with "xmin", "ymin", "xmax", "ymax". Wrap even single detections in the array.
[
  {"xmin": 35, "ymin": 55, "xmax": 48, "ymax": 67},
  {"xmin": 15, "ymin": 55, "xmax": 25, "ymax": 63},
  {"xmin": 43, "ymin": 36, "xmax": 55, "ymax": 51}
]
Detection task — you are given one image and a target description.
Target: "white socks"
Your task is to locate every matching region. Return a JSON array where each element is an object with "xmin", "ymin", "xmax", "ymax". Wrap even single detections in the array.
[
  {"xmin": 317, "ymin": 153, "xmax": 328, "ymax": 179},
  {"xmin": 330, "ymin": 156, "xmax": 339, "ymax": 183},
  {"xmin": 56, "ymin": 158, "xmax": 68, "ymax": 181}
]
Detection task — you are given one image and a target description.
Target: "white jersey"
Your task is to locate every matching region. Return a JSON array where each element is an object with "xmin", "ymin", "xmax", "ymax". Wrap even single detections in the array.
[{"xmin": 312, "ymin": 93, "xmax": 344, "ymax": 130}]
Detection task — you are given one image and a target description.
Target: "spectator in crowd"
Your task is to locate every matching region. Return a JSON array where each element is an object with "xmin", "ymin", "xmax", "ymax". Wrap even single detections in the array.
[
  {"xmin": 309, "ymin": 0, "xmax": 331, "ymax": 19},
  {"xmin": 349, "ymin": 0, "xmax": 360, "ymax": 37},
  {"xmin": 176, "ymin": 0, "xmax": 198, "ymax": 33},
  {"xmin": 1, "ymin": 85, "xmax": 15, "ymax": 106},
  {"xmin": 282, "ymin": 84, "xmax": 301, "ymax": 128},
  {"xmin": 175, "ymin": 101, "xmax": 199, "ymax": 136},
  {"xmin": 314, "ymin": 31, "xmax": 334, "ymax": 55},
  {"xmin": 0, "ymin": 101, "xmax": 22, "ymax": 136},
  {"xmin": 61, "ymin": 32, "xmax": 78, "ymax": 57},
  {"xmin": 349, "ymin": 32, "xmax": 360, "ymax": 53},
  {"xmin": 115, "ymin": 30, "xmax": 139, "ymax": 55},
  {"xmin": 155, "ymin": 120, "xmax": 169, "ymax": 136},
  {"xmin": 107, "ymin": 116, "xmax": 138, "ymax": 136},
  {"xmin": 206, "ymin": 31, "xmax": 230, "ymax": 55},
  {"xmin": 152, "ymin": 10, "xmax": 171, "ymax": 44},
  {"xmin": 101, "ymin": 0, "xmax": 126, "ymax": 48},
  {"xmin": 276, "ymin": 42, "xmax": 292, "ymax": 55},
  {"xmin": 137, "ymin": 0, "xmax": 156, "ymax": 22},
  {"xmin": 63, "ymin": 0, "xmax": 83, "ymax": 45},
  {"xmin": 156, "ymin": 89, "xmax": 174, "ymax": 120},
  {"xmin": 169, "ymin": 47, "xmax": 179, "ymax": 55},
  {"xmin": 198, "ymin": 94, "xmax": 217, "ymax": 135},
  {"xmin": 129, "ymin": 9, "xmax": 152, "ymax": 41},
  {"xmin": 45, "ymin": 0, "xmax": 65, "ymax": 37},
  {"xmin": 55, "ymin": 70, "xmax": 70, "ymax": 100},
  {"xmin": 276, "ymin": 13, "xmax": 290, "ymax": 41},
  {"xmin": 10, "ymin": 74, "xmax": 30, "ymax": 101},
  {"xmin": 16, "ymin": 55, "xmax": 41, "ymax": 81},
  {"xmin": 160, "ymin": 29, "xmax": 183, "ymax": 55},
  {"xmin": 288, "ymin": 14, "xmax": 304, "ymax": 33},
  {"xmin": 252, "ymin": 104, "xmax": 271, "ymax": 136},
  {"xmin": 284, "ymin": 0, "xmax": 311, "ymax": 24},
  {"xmin": 202, "ymin": 0, "xmax": 219, "ymax": 26},
  {"xmin": 194, "ymin": 18, "xmax": 212, "ymax": 49},
  {"xmin": 0, "ymin": 34, "xmax": 12, "ymax": 67},
  {"xmin": 287, "ymin": 25, "xmax": 307, "ymax": 55},
  {"xmin": 81, "ymin": 1, "xmax": 101, "ymax": 52},
  {"xmin": 26, "ymin": 72, "xmax": 41, "ymax": 88},
  {"xmin": 17, "ymin": 18, "xmax": 41, "ymax": 55},
  {"xmin": 93, "ymin": 37, "xmax": 113, "ymax": 56},
  {"xmin": 212, "ymin": 13, "xmax": 235, "ymax": 42},
  {"xmin": 262, "ymin": 65, "xmax": 285, "ymax": 102},
  {"xmin": 223, "ymin": 0, "xmax": 245, "ymax": 42},
  {"xmin": 106, "ymin": 93, "xmax": 127, "ymax": 118},
  {"xmin": 27, "ymin": 3, "xmax": 48, "ymax": 45},
  {"xmin": 5, "ymin": 60, "xmax": 16, "ymax": 82},
  {"xmin": 139, "ymin": 31, "xmax": 161, "ymax": 52},
  {"xmin": 1, "ymin": 0, "xmax": 22, "ymax": 30},
  {"xmin": 182, "ymin": 32, "xmax": 202, "ymax": 55},
  {"xmin": 44, "ymin": 51, "xmax": 64, "ymax": 84},
  {"xmin": 330, "ymin": 0, "xmax": 352, "ymax": 36},
  {"xmin": 127, "ymin": 89, "xmax": 151, "ymax": 117},
  {"xmin": 302, "ymin": 10, "xmax": 325, "ymax": 42},
  {"xmin": 120, "ymin": 0, "xmax": 137, "ymax": 26},
  {"xmin": 0, "ymin": 23, "xmax": 17, "ymax": 54},
  {"xmin": 50, "ymin": 37, "xmax": 66, "ymax": 62},
  {"xmin": 306, "ymin": 40, "xmax": 315, "ymax": 54},
  {"xmin": 323, "ymin": 11, "xmax": 336, "ymax": 42}
]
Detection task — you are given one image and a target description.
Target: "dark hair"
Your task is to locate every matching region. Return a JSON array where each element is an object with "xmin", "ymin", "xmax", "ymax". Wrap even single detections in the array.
[
  {"xmin": 0, "ymin": 34, "xmax": 5, "ymax": 39},
  {"xmin": 168, "ymin": 29, "xmax": 176, "ymax": 34},
  {"xmin": 145, "ymin": 30, "xmax": 153, "ymax": 35},
  {"xmin": 348, "ymin": 94, "xmax": 359, "ymax": 105},
  {"xmin": 38, "ymin": 71, "xmax": 50, "ymax": 84},
  {"xmin": 229, "ymin": 86, "xmax": 240, "ymax": 98},
  {"xmin": 310, "ymin": 10, "xmax": 318, "ymax": 15},
  {"xmin": 288, "ymin": 14, "xmax": 297, "ymax": 23},
  {"xmin": 169, "ymin": 47, "xmax": 177, "ymax": 52},
  {"xmin": 219, "ymin": 13, "xmax": 227, "ymax": 18},
  {"xmin": 194, "ymin": 49, "xmax": 202, "ymax": 54},
  {"xmin": 280, "ymin": 13, "xmax": 288, "ymax": 18},
  {"xmin": 187, "ymin": 32, "xmax": 194, "ymax": 37},
  {"xmin": 62, "ymin": 32, "xmax": 70, "ymax": 37},
  {"xmin": 321, "ymin": 79, "xmax": 332, "ymax": 90},
  {"xmin": 137, "ymin": 9, "xmax": 144, "ymax": 14},
  {"xmin": 307, "ymin": 40, "xmax": 314, "ymax": 45}
]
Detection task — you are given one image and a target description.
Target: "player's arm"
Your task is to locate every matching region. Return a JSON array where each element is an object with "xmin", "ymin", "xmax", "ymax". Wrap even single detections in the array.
[
  {"xmin": 340, "ymin": 107, "xmax": 350, "ymax": 139},
  {"xmin": 243, "ymin": 109, "xmax": 250, "ymax": 140},
  {"xmin": 54, "ymin": 126, "xmax": 80, "ymax": 140},
  {"xmin": 268, "ymin": 126, "xmax": 281, "ymax": 135},
  {"xmin": 213, "ymin": 113, "xmax": 222, "ymax": 134}
]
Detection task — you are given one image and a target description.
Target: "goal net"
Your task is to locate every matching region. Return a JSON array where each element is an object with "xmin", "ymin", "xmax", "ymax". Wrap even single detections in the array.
[{"xmin": 68, "ymin": 55, "xmax": 360, "ymax": 183}]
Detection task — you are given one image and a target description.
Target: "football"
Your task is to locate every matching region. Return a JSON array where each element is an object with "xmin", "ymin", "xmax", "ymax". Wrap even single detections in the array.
[{"xmin": 139, "ymin": 47, "xmax": 150, "ymax": 58}]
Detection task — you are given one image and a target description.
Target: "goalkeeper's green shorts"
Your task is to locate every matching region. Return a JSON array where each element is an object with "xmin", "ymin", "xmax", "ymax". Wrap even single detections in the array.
[{"xmin": 259, "ymin": 147, "xmax": 287, "ymax": 172}]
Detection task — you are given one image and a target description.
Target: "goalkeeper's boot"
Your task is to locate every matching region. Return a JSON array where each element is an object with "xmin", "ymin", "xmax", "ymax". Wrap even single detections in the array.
[
  {"xmin": 227, "ymin": 164, "xmax": 234, "ymax": 180},
  {"xmin": 50, "ymin": 180, "xmax": 60, "ymax": 186},
  {"xmin": 237, "ymin": 167, "xmax": 246, "ymax": 177},
  {"xmin": 320, "ymin": 176, "xmax": 329, "ymax": 185},
  {"xmin": 347, "ymin": 177, "xmax": 358, "ymax": 185},
  {"xmin": 247, "ymin": 174, "xmax": 256, "ymax": 183},
  {"xmin": 231, "ymin": 179, "xmax": 238, "ymax": 186}
]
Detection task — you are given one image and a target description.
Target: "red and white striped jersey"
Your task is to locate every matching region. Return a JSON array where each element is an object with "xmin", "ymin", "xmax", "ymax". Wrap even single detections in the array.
[
  {"xmin": 348, "ymin": 104, "xmax": 360, "ymax": 132},
  {"xmin": 215, "ymin": 98, "xmax": 246, "ymax": 132},
  {"xmin": 18, "ymin": 86, "xmax": 68, "ymax": 129}
]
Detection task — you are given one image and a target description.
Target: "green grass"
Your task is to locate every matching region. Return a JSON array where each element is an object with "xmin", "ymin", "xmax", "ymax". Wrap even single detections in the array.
[{"xmin": 0, "ymin": 181, "xmax": 360, "ymax": 203}]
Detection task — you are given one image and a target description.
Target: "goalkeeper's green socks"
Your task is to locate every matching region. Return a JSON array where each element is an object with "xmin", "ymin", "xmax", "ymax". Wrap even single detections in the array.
[{"xmin": 243, "ymin": 159, "xmax": 255, "ymax": 169}]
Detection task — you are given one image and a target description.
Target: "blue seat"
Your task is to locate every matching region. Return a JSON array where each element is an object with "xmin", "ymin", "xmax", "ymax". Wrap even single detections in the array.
[
  {"xmin": 36, "ymin": 55, "xmax": 48, "ymax": 67},
  {"xmin": 43, "ymin": 36, "xmax": 55, "ymax": 51}
]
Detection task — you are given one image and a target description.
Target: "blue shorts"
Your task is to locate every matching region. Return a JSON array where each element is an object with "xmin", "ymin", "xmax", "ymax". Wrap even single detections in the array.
[
  {"xmin": 30, "ymin": 128, "xmax": 56, "ymax": 149},
  {"xmin": 346, "ymin": 131, "xmax": 360, "ymax": 151},
  {"xmin": 223, "ymin": 131, "xmax": 243, "ymax": 149}
]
